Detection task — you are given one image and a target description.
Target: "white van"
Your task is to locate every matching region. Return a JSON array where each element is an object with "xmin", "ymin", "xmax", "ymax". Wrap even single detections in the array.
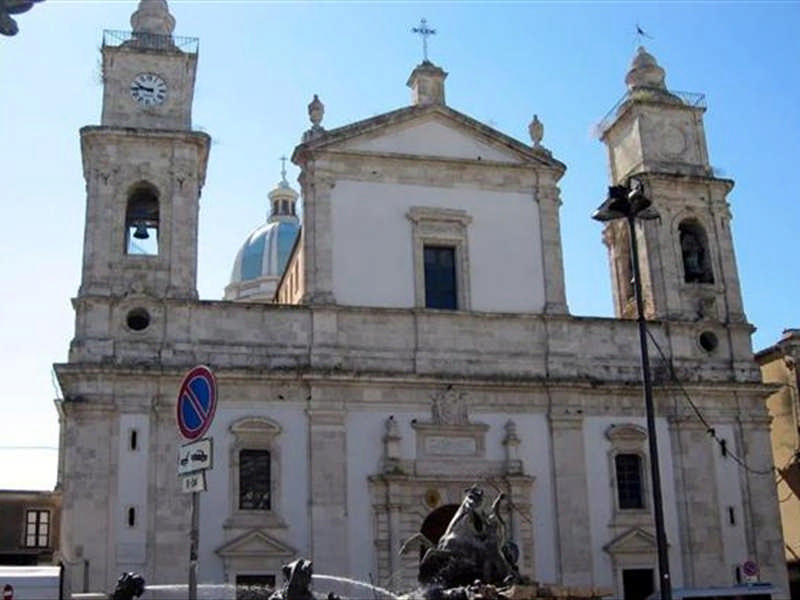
[
  {"xmin": 0, "ymin": 566, "xmax": 62, "ymax": 600},
  {"xmin": 646, "ymin": 583, "xmax": 778, "ymax": 600}
]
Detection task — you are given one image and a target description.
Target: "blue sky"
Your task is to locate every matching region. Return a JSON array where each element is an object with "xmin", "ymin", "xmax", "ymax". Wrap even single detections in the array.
[{"xmin": 1, "ymin": 0, "xmax": 798, "ymax": 489}]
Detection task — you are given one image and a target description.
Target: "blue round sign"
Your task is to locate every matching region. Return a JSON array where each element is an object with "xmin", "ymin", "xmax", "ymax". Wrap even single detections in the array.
[{"xmin": 177, "ymin": 365, "xmax": 217, "ymax": 440}]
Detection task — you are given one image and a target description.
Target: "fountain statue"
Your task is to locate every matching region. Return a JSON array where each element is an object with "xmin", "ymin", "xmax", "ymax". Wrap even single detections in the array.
[
  {"xmin": 0, "ymin": 0, "xmax": 43, "ymax": 36},
  {"xmin": 110, "ymin": 573, "xmax": 145, "ymax": 600},
  {"xmin": 414, "ymin": 487, "xmax": 521, "ymax": 588},
  {"xmin": 269, "ymin": 558, "xmax": 323, "ymax": 600}
]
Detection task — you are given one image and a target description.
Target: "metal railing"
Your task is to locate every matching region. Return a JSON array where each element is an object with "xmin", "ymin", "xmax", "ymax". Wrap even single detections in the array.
[
  {"xmin": 103, "ymin": 29, "xmax": 199, "ymax": 54},
  {"xmin": 597, "ymin": 88, "xmax": 706, "ymax": 134}
]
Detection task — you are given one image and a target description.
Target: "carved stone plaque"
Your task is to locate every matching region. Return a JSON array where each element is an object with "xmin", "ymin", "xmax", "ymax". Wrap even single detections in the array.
[{"xmin": 425, "ymin": 436, "xmax": 477, "ymax": 456}]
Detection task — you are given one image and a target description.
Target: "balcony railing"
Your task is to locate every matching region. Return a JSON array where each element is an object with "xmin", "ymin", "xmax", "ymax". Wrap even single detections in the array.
[
  {"xmin": 597, "ymin": 88, "xmax": 706, "ymax": 134},
  {"xmin": 103, "ymin": 29, "xmax": 199, "ymax": 54}
]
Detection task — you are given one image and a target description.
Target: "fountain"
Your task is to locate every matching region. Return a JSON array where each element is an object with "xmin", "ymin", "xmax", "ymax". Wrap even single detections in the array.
[{"xmin": 73, "ymin": 488, "xmax": 610, "ymax": 600}]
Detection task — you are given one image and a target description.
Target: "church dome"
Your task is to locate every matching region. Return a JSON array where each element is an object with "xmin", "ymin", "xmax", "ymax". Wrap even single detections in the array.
[{"xmin": 224, "ymin": 165, "xmax": 300, "ymax": 302}]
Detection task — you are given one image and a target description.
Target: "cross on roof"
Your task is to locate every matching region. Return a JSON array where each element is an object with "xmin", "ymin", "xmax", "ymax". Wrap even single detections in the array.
[
  {"xmin": 412, "ymin": 18, "xmax": 436, "ymax": 62},
  {"xmin": 279, "ymin": 155, "xmax": 287, "ymax": 183}
]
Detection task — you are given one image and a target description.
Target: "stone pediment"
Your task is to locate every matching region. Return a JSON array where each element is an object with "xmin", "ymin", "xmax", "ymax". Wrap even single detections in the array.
[
  {"xmin": 297, "ymin": 105, "xmax": 562, "ymax": 170},
  {"xmin": 215, "ymin": 529, "xmax": 296, "ymax": 559},
  {"xmin": 603, "ymin": 527, "xmax": 657, "ymax": 556}
]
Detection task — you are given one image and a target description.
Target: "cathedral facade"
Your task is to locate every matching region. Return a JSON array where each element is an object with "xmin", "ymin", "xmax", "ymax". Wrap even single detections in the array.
[{"xmin": 54, "ymin": 1, "xmax": 788, "ymax": 598}]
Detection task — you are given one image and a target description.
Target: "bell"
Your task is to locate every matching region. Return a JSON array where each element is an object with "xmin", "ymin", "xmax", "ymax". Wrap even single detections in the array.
[{"xmin": 133, "ymin": 222, "xmax": 150, "ymax": 240}]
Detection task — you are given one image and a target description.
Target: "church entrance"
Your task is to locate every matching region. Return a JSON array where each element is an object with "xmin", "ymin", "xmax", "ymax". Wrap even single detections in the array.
[{"xmin": 419, "ymin": 504, "xmax": 459, "ymax": 559}]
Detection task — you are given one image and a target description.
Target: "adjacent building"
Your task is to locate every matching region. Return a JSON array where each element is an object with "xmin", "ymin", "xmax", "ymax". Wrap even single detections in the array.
[
  {"xmin": 54, "ymin": 1, "xmax": 789, "ymax": 599},
  {"xmin": 756, "ymin": 329, "xmax": 800, "ymax": 599},
  {"xmin": 0, "ymin": 490, "xmax": 61, "ymax": 566}
]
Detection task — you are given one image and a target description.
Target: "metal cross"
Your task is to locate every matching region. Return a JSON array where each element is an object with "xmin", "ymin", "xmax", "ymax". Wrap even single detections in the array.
[
  {"xmin": 412, "ymin": 18, "xmax": 436, "ymax": 62},
  {"xmin": 279, "ymin": 155, "xmax": 287, "ymax": 182}
]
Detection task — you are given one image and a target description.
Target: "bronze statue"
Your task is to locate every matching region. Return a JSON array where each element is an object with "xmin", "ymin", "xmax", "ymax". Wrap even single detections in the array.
[
  {"xmin": 0, "ymin": 0, "xmax": 44, "ymax": 36},
  {"xmin": 408, "ymin": 487, "xmax": 521, "ymax": 588}
]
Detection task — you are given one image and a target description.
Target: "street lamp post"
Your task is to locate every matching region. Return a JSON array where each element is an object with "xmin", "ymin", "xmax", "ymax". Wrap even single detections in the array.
[{"xmin": 593, "ymin": 179, "xmax": 672, "ymax": 600}]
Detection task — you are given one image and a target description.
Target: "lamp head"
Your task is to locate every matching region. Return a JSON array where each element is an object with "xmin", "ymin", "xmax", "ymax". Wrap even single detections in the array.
[{"xmin": 592, "ymin": 177, "xmax": 658, "ymax": 222}]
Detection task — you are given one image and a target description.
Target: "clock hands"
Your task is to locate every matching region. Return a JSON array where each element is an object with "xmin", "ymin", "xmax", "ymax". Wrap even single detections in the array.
[{"xmin": 131, "ymin": 83, "xmax": 155, "ymax": 93}]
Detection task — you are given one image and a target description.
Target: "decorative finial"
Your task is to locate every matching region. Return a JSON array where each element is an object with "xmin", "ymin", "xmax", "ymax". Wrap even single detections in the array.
[
  {"xmin": 131, "ymin": 0, "xmax": 176, "ymax": 36},
  {"xmin": 308, "ymin": 94, "xmax": 324, "ymax": 127},
  {"xmin": 625, "ymin": 46, "xmax": 666, "ymax": 91},
  {"xmin": 302, "ymin": 95, "xmax": 326, "ymax": 142},
  {"xmin": 528, "ymin": 114, "xmax": 544, "ymax": 148},
  {"xmin": 411, "ymin": 18, "xmax": 436, "ymax": 62}
]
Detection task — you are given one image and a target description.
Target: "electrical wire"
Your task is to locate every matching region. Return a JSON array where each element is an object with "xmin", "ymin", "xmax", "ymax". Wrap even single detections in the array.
[{"xmin": 645, "ymin": 326, "xmax": 775, "ymax": 476}]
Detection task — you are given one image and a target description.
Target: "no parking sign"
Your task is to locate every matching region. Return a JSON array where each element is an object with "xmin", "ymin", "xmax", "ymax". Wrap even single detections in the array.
[
  {"xmin": 176, "ymin": 365, "xmax": 217, "ymax": 441},
  {"xmin": 3, "ymin": 584, "xmax": 13, "ymax": 600}
]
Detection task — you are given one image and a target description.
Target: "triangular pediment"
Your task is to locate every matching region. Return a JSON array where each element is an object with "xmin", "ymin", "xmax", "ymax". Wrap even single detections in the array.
[
  {"xmin": 215, "ymin": 529, "xmax": 297, "ymax": 558},
  {"xmin": 339, "ymin": 115, "xmax": 524, "ymax": 163},
  {"xmin": 298, "ymin": 105, "xmax": 562, "ymax": 169},
  {"xmin": 604, "ymin": 527, "xmax": 658, "ymax": 555}
]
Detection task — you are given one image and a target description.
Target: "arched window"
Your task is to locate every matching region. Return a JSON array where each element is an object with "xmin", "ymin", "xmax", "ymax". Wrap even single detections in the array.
[
  {"xmin": 125, "ymin": 183, "xmax": 159, "ymax": 255},
  {"xmin": 679, "ymin": 220, "xmax": 713, "ymax": 283}
]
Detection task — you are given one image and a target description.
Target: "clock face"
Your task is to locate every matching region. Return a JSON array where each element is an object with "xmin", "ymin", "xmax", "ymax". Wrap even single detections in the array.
[{"xmin": 130, "ymin": 73, "xmax": 167, "ymax": 107}]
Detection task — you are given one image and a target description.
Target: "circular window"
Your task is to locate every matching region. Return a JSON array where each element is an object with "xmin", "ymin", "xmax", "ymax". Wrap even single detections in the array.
[
  {"xmin": 699, "ymin": 331, "xmax": 718, "ymax": 353},
  {"xmin": 126, "ymin": 308, "xmax": 151, "ymax": 332}
]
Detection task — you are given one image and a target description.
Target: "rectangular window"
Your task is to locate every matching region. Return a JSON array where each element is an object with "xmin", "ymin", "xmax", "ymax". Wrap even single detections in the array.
[
  {"xmin": 25, "ymin": 510, "xmax": 49, "ymax": 548},
  {"xmin": 615, "ymin": 453, "xmax": 644, "ymax": 509},
  {"xmin": 424, "ymin": 246, "xmax": 457, "ymax": 309},
  {"xmin": 239, "ymin": 449, "xmax": 271, "ymax": 510},
  {"xmin": 622, "ymin": 568, "xmax": 654, "ymax": 600},
  {"xmin": 235, "ymin": 574, "xmax": 275, "ymax": 600}
]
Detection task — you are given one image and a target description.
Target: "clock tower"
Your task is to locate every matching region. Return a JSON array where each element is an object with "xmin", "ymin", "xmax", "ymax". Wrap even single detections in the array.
[{"xmin": 77, "ymin": 0, "xmax": 209, "ymax": 307}]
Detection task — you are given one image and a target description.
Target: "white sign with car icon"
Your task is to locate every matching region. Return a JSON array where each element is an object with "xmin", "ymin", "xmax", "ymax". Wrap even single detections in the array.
[{"xmin": 177, "ymin": 438, "xmax": 213, "ymax": 476}]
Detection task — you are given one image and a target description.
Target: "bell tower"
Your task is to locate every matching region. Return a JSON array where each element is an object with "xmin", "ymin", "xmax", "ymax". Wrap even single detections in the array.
[
  {"xmin": 599, "ymin": 47, "xmax": 746, "ymax": 324},
  {"xmin": 78, "ymin": 0, "xmax": 210, "ymax": 301}
]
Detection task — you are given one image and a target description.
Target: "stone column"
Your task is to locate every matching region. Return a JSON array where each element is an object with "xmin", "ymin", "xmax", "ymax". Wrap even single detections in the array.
[
  {"xmin": 548, "ymin": 411, "xmax": 592, "ymax": 585},
  {"xmin": 537, "ymin": 183, "xmax": 568, "ymax": 314},
  {"xmin": 307, "ymin": 406, "xmax": 348, "ymax": 575}
]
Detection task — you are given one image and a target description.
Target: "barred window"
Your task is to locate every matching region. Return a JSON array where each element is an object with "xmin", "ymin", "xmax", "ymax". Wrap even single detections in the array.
[
  {"xmin": 25, "ymin": 510, "xmax": 49, "ymax": 548},
  {"xmin": 615, "ymin": 453, "xmax": 644, "ymax": 509},
  {"xmin": 239, "ymin": 449, "xmax": 271, "ymax": 510}
]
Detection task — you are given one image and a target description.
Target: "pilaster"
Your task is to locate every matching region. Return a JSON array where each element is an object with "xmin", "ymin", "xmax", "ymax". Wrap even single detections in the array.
[
  {"xmin": 548, "ymin": 411, "xmax": 592, "ymax": 586},
  {"xmin": 307, "ymin": 405, "xmax": 348, "ymax": 575},
  {"xmin": 299, "ymin": 170, "xmax": 336, "ymax": 305},
  {"xmin": 667, "ymin": 415, "xmax": 725, "ymax": 586},
  {"xmin": 736, "ymin": 414, "xmax": 790, "ymax": 596},
  {"xmin": 538, "ymin": 183, "xmax": 568, "ymax": 314}
]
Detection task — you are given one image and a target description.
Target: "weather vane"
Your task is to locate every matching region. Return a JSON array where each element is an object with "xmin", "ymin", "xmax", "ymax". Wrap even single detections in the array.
[
  {"xmin": 635, "ymin": 23, "xmax": 654, "ymax": 45},
  {"xmin": 412, "ymin": 18, "xmax": 436, "ymax": 62}
]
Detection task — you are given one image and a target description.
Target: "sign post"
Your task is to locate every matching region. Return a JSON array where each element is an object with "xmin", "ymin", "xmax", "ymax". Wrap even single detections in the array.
[{"xmin": 176, "ymin": 365, "xmax": 217, "ymax": 600}]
